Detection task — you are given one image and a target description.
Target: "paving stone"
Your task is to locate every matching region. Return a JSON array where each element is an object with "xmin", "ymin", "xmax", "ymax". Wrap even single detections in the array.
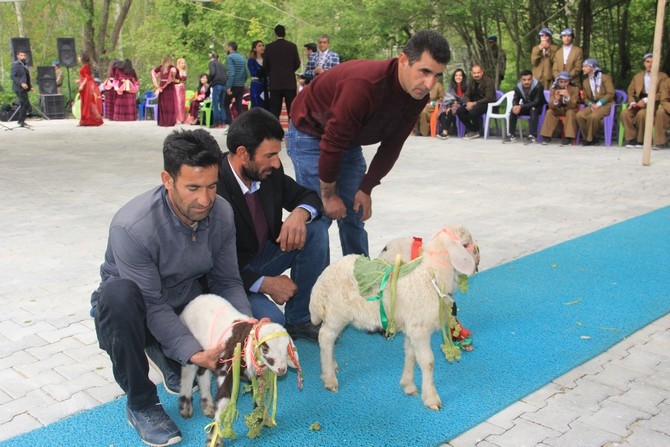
[
  {"xmin": 607, "ymin": 384, "xmax": 666, "ymax": 415},
  {"xmin": 443, "ymin": 421, "xmax": 506, "ymax": 447},
  {"xmin": 28, "ymin": 391, "xmax": 100, "ymax": 426},
  {"xmin": 85, "ymin": 382, "xmax": 125, "ymax": 404},
  {"xmin": 630, "ymin": 402, "xmax": 670, "ymax": 437},
  {"xmin": 487, "ymin": 418, "xmax": 560, "ymax": 447},
  {"xmin": 587, "ymin": 362, "xmax": 642, "ymax": 392},
  {"xmin": 578, "ymin": 400, "xmax": 650, "ymax": 437},
  {"xmin": 544, "ymin": 420, "xmax": 620, "ymax": 447},
  {"xmin": 615, "ymin": 349, "xmax": 667, "ymax": 374},
  {"xmin": 520, "ymin": 399, "xmax": 586, "ymax": 432},
  {"xmin": 0, "ymin": 389, "xmax": 54, "ymax": 424},
  {"xmin": 25, "ymin": 336, "xmax": 85, "ymax": 360},
  {"xmin": 615, "ymin": 425, "xmax": 670, "ymax": 447},
  {"xmin": 486, "ymin": 401, "xmax": 537, "ymax": 430},
  {"xmin": 0, "ymin": 413, "xmax": 42, "ymax": 442},
  {"xmin": 550, "ymin": 377, "xmax": 624, "ymax": 412},
  {"xmin": 520, "ymin": 382, "xmax": 565, "ymax": 409}
]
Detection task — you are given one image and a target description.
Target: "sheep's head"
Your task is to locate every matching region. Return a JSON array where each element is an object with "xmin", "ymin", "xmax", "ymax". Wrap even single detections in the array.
[
  {"xmin": 431, "ymin": 225, "xmax": 479, "ymax": 276},
  {"xmin": 249, "ymin": 320, "xmax": 300, "ymax": 378}
]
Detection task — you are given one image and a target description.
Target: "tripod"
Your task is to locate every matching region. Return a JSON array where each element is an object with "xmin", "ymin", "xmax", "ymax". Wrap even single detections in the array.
[{"xmin": 1, "ymin": 103, "xmax": 33, "ymax": 131}]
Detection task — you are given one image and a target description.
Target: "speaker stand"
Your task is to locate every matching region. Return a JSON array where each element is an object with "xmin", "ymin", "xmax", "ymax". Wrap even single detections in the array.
[
  {"xmin": 1, "ymin": 105, "xmax": 34, "ymax": 131},
  {"xmin": 33, "ymin": 98, "xmax": 50, "ymax": 120},
  {"xmin": 65, "ymin": 67, "xmax": 74, "ymax": 115}
]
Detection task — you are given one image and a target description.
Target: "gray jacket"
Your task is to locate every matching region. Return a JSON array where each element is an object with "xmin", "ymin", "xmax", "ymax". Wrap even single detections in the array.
[{"xmin": 91, "ymin": 186, "xmax": 250, "ymax": 364}]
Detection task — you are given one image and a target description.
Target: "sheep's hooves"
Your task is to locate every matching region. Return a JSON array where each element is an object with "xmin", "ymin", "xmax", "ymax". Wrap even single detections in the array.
[
  {"xmin": 324, "ymin": 382, "xmax": 339, "ymax": 392},
  {"xmin": 423, "ymin": 399, "xmax": 443, "ymax": 410},
  {"xmin": 402, "ymin": 384, "xmax": 418, "ymax": 396},
  {"xmin": 178, "ymin": 396, "xmax": 193, "ymax": 419}
]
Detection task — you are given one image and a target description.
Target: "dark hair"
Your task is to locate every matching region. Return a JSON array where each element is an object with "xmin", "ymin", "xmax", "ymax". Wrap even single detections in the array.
[
  {"xmin": 450, "ymin": 68, "xmax": 468, "ymax": 91},
  {"xmin": 228, "ymin": 41, "xmax": 238, "ymax": 52},
  {"xmin": 402, "ymin": 30, "xmax": 450, "ymax": 65},
  {"xmin": 80, "ymin": 53, "xmax": 91, "ymax": 65},
  {"xmin": 121, "ymin": 59, "xmax": 135, "ymax": 75},
  {"xmin": 274, "ymin": 25, "xmax": 286, "ymax": 37},
  {"xmin": 519, "ymin": 69, "xmax": 533, "ymax": 78},
  {"xmin": 226, "ymin": 108, "xmax": 284, "ymax": 157},
  {"xmin": 209, "ymin": 52, "xmax": 218, "ymax": 60},
  {"xmin": 304, "ymin": 43, "xmax": 317, "ymax": 53},
  {"xmin": 197, "ymin": 73, "xmax": 209, "ymax": 90},
  {"xmin": 249, "ymin": 40, "xmax": 263, "ymax": 58},
  {"xmin": 163, "ymin": 129, "xmax": 223, "ymax": 178}
]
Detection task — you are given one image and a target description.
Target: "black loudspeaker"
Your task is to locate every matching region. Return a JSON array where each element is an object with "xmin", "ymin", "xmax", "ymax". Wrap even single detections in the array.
[
  {"xmin": 57, "ymin": 38, "xmax": 77, "ymax": 67},
  {"xmin": 40, "ymin": 94, "xmax": 65, "ymax": 119},
  {"xmin": 9, "ymin": 37, "xmax": 32, "ymax": 67},
  {"xmin": 37, "ymin": 66, "xmax": 58, "ymax": 95}
]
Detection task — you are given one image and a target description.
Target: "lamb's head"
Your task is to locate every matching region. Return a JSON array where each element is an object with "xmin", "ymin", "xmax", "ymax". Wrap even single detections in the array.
[
  {"xmin": 246, "ymin": 319, "xmax": 300, "ymax": 378},
  {"xmin": 427, "ymin": 225, "xmax": 479, "ymax": 276}
]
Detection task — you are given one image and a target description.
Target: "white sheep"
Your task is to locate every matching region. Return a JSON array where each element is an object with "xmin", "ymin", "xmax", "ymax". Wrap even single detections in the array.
[
  {"xmin": 178, "ymin": 294, "xmax": 300, "ymax": 446},
  {"xmin": 309, "ymin": 225, "xmax": 477, "ymax": 410}
]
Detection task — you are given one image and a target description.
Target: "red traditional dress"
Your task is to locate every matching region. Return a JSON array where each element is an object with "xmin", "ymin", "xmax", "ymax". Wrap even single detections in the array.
[
  {"xmin": 112, "ymin": 69, "xmax": 139, "ymax": 121},
  {"xmin": 152, "ymin": 64, "xmax": 178, "ymax": 127},
  {"xmin": 78, "ymin": 64, "xmax": 103, "ymax": 126}
]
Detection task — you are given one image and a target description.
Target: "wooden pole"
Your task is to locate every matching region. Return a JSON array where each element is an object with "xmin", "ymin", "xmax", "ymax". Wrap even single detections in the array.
[{"xmin": 642, "ymin": 0, "xmax": 666, "ymax": 166}]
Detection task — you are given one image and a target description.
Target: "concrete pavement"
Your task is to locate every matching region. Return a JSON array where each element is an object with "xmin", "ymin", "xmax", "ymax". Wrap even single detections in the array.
[{"xmin": 1, "ymin": 118, "xmax": 669, "ymax": 446}]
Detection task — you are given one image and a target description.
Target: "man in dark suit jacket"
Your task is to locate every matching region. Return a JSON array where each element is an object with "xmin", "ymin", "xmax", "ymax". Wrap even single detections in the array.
[
  {"xmin": 263, "ymin": 24, "xmax": 301, "ymax": 119},
  {"xmin": 10, "ymin": 51, "xmax": 32, "ymax": 128},
  {"xmin": 217, "ymin": 108, "xmax": 327, "ymax": 341}
]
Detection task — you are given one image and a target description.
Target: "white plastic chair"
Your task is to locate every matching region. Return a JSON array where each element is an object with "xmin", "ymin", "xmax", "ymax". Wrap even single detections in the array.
[{"xmin": 483, "ymin": 91, "xmax": 513, "ymax": 139}]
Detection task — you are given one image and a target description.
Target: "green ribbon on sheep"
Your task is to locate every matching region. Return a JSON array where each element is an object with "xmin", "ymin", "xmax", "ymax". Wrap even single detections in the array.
[
  {"xmin": 356, "ymin": 255, "xmax": 422, "ymax": 338},
  {"xmin": 355, "ymin": 254, "xmax": 462, "ymax": 363}
]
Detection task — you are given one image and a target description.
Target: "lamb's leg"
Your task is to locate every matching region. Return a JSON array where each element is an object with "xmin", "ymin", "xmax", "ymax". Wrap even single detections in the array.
[
  {"xmin": 178, "ymin": 364, "xmax": 197, "ymax": 418},
  {"xmin": 408, "ymin": 332, "xmax": 442, "ymax": 410},
  {"xmin": 399, "ymin": 336, "xmax": 418, "ymax": 396},
  {"xmin": 197, "ymin": 368, "xmax": 215, "ymax": 418},
  {"xmin": 206, "ymin": 371, "xmax": 232, "ymax": 447},
  {"xmin": 318, "ymin": 320, "xmax": 344, "ymax": 392}
]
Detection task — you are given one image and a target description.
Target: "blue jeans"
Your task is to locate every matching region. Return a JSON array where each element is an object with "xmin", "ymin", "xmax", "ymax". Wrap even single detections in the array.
[
  {"xmin": 211, "ymin": 84, "xmax": 227, "ymax": 126},
  {"xmin": 286, "ymin": 123, "xmax": 369, "ymax": 257},
  {"xmin": 243, "ymin": 220, "xmax": 328, "ymax": 325}
]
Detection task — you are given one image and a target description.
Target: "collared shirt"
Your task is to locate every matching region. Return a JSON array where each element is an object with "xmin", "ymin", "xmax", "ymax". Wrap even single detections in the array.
[
  {"xmin": 563, "ymin": 44, "xmax": 573, "ymax": 64},
  {"xmin": 644, "ymin": 72, "xmax": 651, "ymax": 103},
  {"xmin": 227, "ymin": 158, "xmax": 316, "ymax": 293}
]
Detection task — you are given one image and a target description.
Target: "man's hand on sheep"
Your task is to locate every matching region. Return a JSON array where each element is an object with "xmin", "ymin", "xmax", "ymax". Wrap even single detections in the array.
[
  {"xmin": 276, "ymin": 208, "xmax": 309, "ymax": 251},
  {"xmin": 189, "ymin": 343, "xmax": 227, "ymax": 370},
  {"xmin": 259, "ymin": 275, "xmax": 297, "ymax": 305},
  {"xmin": 353, "ymin": 190, "xmax": 372, "ymax": 222}
]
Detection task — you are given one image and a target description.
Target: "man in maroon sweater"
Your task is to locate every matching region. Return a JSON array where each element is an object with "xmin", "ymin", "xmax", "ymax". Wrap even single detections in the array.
[{"xmin": 287, "ymin": 30, "xmax": 450, "ymax": 259}]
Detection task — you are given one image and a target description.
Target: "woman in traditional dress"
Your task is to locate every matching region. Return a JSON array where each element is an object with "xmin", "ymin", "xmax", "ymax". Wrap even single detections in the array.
[
  {"xmin": 101, "ymin": 59, "xmax": 121, "ymax": 120},
  {"xmin": 174, "ymin": 58, "xmax": 188, "ymax": 124},
  {"xmin": 77, "ymin": 53, "xmax": 103, "ymax": 126},
  {"xmin": 112, "ymin": 59, "xmax": 139, "ymax": 121},
  {"xmin": 185, "ymin": 73, "xmax": 210, "ymax": 125},
  {"xmin": 247, "ymin": 40, "xmax": 267, "ymax": 109},
  {"xmin": 151, "ymin": 55, "xmax": 178, "ymax": 127}
]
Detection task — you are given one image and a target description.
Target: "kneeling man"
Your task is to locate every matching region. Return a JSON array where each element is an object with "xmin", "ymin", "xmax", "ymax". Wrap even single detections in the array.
[{"xmin": 217, "ymin": 108, "xmax": 328, "ymax": 341}]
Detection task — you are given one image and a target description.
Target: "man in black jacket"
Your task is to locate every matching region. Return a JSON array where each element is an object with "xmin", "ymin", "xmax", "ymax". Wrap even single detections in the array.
[
  {"xmin": 10, "ymin": 51, "xmax": 32, "ymax": 128},
  {"xmin": 457, "ymin": 64, "xmax": 497, "ymax": 139},
  {"xmin": 504, "ymin": 69, "xmax": 547, "ymax": 144},
  {"xmin": 217, "ymin": 108, "xmax": 327, "ymax": 341},
  {"xmin": 207, "ymin": 51, "xmax": 228, "ymax": 128}
]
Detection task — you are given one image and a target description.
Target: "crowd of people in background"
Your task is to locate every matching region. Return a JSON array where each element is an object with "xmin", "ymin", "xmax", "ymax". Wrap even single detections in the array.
[{"xmin": 9, "ymin": 23, "xmax": 670, "ymax": 149}]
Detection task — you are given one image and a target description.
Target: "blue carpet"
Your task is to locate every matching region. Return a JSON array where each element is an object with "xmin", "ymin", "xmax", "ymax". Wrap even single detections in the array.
[{"xmin": 4, "ymin": 207, "xmax": 670, "ymax": 447}]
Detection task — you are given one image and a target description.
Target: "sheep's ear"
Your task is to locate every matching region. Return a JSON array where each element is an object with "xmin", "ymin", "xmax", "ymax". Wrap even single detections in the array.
[{"xmin": 445, "ymin": 241, "xmax": 476, "ymax": 275}]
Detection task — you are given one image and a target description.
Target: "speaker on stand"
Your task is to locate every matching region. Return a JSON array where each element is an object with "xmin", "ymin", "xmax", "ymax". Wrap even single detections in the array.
[{"xmin": 57, "ymin": 38, "xmax": 77, "ymax": 114}]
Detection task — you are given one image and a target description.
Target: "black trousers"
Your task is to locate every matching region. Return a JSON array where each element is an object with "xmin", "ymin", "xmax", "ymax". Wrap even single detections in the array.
[
  {"xmin": 224, "ymin": 85, "xmax": 246, "ymax": 123},
  {"xmin": 15, "ymin": 90, "xmax": 30, "ymax": 124},
  {"xmin": 268, "ymin": 88, "xmax": 297, "ymax": 119},
  {"xmin": 94, "ymin": 278, "xmax": 160, "ymax": 410},
  {"xmin": 509, "ymin": 106, "xmax": 541, "ymax": 138},
  {"xmin": 455, "ymin": 102, "xmax": 489, "ymax": 133}
]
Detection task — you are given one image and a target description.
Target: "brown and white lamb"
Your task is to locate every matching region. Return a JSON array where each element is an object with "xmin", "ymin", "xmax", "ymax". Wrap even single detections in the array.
[
  {"xmin": 178, "ymin": 294, "xmax": 299, "ymax": 445},
  {"xmin": 309, "ymin": 226, "xmax": 477, "ymax": 410}
]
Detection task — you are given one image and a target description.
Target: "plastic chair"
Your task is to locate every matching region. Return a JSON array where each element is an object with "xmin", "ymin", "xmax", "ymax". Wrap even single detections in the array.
[
  {"xmin": 483, "ymin": 90, "xmax": 511, "ymax": 139},
  {"xmin": 143, "ymin": 91, "xmax": 158, "ymax": 121},
  {"xmin": 184, "ymin": 90, "xmax": 195, "ymax": 114},
  {"xmin": 602, "ymin": 89, "xmax": 626, "ymax": 147},
  {"xmin": 199, "ymin": 99, "xmax": 212, "ymax": 127}
]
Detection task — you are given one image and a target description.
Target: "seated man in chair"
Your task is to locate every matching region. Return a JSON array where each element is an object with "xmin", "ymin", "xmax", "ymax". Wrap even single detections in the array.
[
  {"xmin": 540, "ymin": 71, "xmax": 580, "ymax": 146},
  {"xmin": 504, "ymin": 69, "xmax": 546, "ymax": 144},
  {"xmin": 576, "ymin": 58, "xmax": 615, "ymax": 146},
  {"xmin": 621, "ymin": 53, "xmax": 668, "ymax": 148}
]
